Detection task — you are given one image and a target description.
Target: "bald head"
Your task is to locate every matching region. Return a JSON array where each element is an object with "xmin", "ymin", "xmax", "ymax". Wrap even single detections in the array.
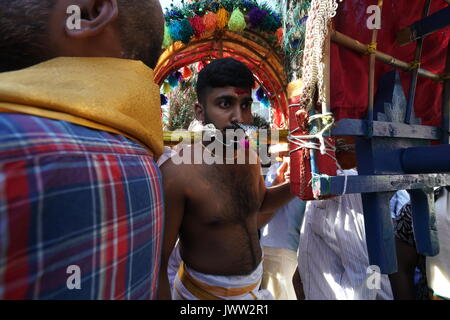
[{"xmin": 0, "ymin": 0, "xmax": 164, "ymax": 72}]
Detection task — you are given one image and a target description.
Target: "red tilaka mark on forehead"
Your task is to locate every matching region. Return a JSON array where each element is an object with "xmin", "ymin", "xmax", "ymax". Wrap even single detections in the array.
[{"xmin": 234, "ymin": 89, "xmax": 249, "ymax": 96}]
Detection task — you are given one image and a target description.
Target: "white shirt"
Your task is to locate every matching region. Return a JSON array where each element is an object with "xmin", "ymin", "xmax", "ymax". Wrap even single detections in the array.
[
  {"xmin": 426, "ymin": 187, "xmax": 450, "ymax": 299},
  {"xmin": 260, "ymin": 162, "xmax": 306, "ymax": 252},
  {"xmin": 298, "ymin": 169, "xmax": 393, "ymax": 300}
]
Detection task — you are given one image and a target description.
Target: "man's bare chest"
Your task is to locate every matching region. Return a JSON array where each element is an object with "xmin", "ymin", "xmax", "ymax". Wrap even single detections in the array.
[{"xmin": 185, "ymin": 164, "xmax": 263, "ymax": 222}]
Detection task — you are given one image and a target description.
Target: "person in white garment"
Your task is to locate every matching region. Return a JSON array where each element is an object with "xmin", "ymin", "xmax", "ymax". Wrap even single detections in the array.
[
  {"xmin": 297, "ymin": 137, "xmax": 394, "ymax": 300},
  {"xmin": 426, "ymin": 187, "xmax": 450, "ymax": 300},
  {"xmin": 259, "ymin": 144, "xmax": 306, "ymax": 300}
]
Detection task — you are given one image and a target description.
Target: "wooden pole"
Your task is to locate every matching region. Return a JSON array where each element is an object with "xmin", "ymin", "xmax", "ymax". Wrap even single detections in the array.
[
  {"xmin": 163, "ymin": 130, "xmax": 290, "ymax": 146},
  {"xmin": 405, "ymin": 0, "xmax": 432, "ymax": 124},
  {"xmin": 323, "ymin": 21, "xmax": 332, "ymax": 116},
  {"xmin": 442, "ymin": 45, "xmax": 450, "ymax": 144},
  {"xmin": 367, "ymin": 0, "xmax": 383, "ymax": 121},
  {"xmin": 331, "ymin": 30, "xmax": 442, "ymax": 81}
]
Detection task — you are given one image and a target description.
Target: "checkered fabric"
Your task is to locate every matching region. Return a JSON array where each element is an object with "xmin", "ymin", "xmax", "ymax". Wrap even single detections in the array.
[{"xmin": 0, "ymin": 113, "xmax": 164, "ymax": 299}]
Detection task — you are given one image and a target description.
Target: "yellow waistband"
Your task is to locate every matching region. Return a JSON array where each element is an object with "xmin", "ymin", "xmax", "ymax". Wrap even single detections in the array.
[{"xmin": 177, "ymin": 262, "xmax": 259, "ymax": 300}]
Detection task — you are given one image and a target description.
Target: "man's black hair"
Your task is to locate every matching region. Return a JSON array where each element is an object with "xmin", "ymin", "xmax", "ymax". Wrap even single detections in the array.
[
  {"xmin": 0, "ymin": 0, "xmax": 54, "ymax": 72},
  {"xmin": 196, "ymin": 58, "xmax": 255, "ymax": 104}
]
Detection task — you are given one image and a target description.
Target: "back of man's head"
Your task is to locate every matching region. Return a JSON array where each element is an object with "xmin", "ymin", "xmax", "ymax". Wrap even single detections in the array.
[
  {"xmin": 196, "ymin": 58, "xmax": 255, "ymax": 105},
  {"xmin": 0, "ymin": 0, "xmax": 164, "ymax": 72}
]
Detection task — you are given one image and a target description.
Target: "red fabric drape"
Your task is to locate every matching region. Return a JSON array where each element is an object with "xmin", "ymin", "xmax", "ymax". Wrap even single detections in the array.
[{"xmin": 331, "ymin": 0, "xmax": 450, "ymax": 126}]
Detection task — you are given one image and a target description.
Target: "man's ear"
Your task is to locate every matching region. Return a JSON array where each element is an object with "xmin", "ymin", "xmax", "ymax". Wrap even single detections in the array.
[
  {"xmin": 194, "ymin": 102, "xmax": 205, "ymax": 124},
  {"xmin": 66, "ymin": 0, "xmax": 119, "ymax": 39}
]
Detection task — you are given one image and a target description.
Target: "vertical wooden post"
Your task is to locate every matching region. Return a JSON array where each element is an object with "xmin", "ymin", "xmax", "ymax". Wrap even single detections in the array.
[
  {"xmin": 405, "ymin": 0, "xmax": 431, "ymax": 124},
  {"xmin": 322, "ymin": 21, "xmax": 332, "ymax": 116},
  {"xmin": 219, "ymin": 39, "xmax": 223, "ymax": 58},
  {"xmin": 409, "ymin": 188, "xmax": 440, "ymax": 257},
  {"xmin": 367, "ymin": 0, "xmax": 383, "ymax": 121},
  {"xmin": 361, "ymin": 191, "xmax": 397, "ymax": 274},
  {"xmin": 442, "ymin": 44, "xmax": 450, "ymax": 144}
]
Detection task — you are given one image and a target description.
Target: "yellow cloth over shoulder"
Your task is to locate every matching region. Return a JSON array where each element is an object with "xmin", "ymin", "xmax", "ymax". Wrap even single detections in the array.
[{"xmin": 0, "ymin": 57, "xmax": 163, "ymax": 157}]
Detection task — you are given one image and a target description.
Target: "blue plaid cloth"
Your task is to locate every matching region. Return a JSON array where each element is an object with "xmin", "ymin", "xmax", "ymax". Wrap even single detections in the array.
[{"xmin": 0, "ymin": 113, "xmax": 164, "ymax": 299}]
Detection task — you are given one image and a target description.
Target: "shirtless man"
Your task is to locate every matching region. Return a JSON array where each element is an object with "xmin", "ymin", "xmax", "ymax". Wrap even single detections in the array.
[{"xmin": 157, "ymin": 58, "xmax": 295, "ymax": 300}]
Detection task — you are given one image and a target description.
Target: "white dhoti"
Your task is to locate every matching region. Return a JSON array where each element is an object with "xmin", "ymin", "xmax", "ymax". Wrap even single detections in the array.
[
  {"xmin": 298, "ymin": 170, "xmax": 393, "ymax": 300},
  {"xmin": 172, "ymin": 261, "xmax": 274, "ymax": 300},
  {"xmin": 260, "ymin": 246, "xmax": 298, "ymax": 300}
]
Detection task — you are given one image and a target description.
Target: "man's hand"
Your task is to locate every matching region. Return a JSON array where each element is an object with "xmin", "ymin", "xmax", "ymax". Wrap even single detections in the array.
[
  {"xmin": 273, "ymin": 159, "xmax": 290, "ymax": 186},
  {"xmin": 258, "ymin": 158, "xmax": 294, "ymax": 215}
]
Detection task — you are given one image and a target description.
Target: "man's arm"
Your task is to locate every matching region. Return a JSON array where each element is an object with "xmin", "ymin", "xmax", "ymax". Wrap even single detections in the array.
[
  {"xmin": 259, "ymin": 181, "xmax": 295, "ymax": 214},
  {"xmin": 258, "ymin": 160, "xmax": 295, "ymax": 215},
  {"xmin": 257, "ymin": 161, "xmax": 290, "ymax": 228},
  {"xmin": 257, "ymin": 212, "xmax": 274, "ymax": 229},
  {"xmin": 157, "ymin": 160, "xmax": 185, "ymax": 300}
]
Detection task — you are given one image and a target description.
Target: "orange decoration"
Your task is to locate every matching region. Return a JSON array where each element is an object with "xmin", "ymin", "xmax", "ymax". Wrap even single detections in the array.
[
  {"xmin": 217, "ymin": 8, "xmax": 230, "ymax": 30},
  {"xmin": 276, "ymin": 27, "xmax": 284, "ymax": 47},
  {"xmin": 203, "ymin": 11, "xmax": 218, "ymax": 33},
  {"xmin": 182, "ymin": 66, "xmax": 193, "ymax": 79}
]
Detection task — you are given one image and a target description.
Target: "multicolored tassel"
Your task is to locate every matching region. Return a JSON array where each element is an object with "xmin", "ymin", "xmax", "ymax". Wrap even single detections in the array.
[
  {"xmin": 276, "ymin": 27, "xmax": 284, "ymax": 47},
  {"xmin": 203, "ymin": 11, "xmax": 218, "ymax": 33},
  {"xmin": 256, "ymin": 87, "xmax": 265, "ymax": 101},
  {"xmin": 189, "ymin": 15, "xmax": 206, "ymax": 37},
  {"xmin": 160, "ymin": 94, "xmax": 168, "ymax": 105},
  {"xmin": 248, "ymin": 7, "xmax": 267, "ymax": 29},
  {"xmin": 162, "ymin": 81, "xmax": 171, "ymax": 94},
  {"xmin": 261, "ymin": 96, "xmax": 270, "ymax": 108},
  {"xmin": 228, "ymin": 8, "xmax": 246, "ymax": 32},
  {"xmin": 217, "ymin": 8, "xmax": 230, "ymax": 29},
  {"xmin": 168, "ymin": 72, "xmax": 179, "ymax": 88},
  {"xmin": 261, "ymin": 13, "xmax": 280, "ymax": 32},
  {"xmin": 182, "ymin": 66, "xmax": 193, "ymax": 79},
  {"xmin": 169, "ymin": 18, "xmax": 194, "ymax": 44}
]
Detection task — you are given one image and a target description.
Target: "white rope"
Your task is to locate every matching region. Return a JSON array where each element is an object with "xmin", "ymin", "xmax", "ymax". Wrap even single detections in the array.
[
  {"xmin": 201, "ymin": 123, "xmax": 235, "ymax": 148},
  {"xmin": 299, "ymin": 0, "xmax": 339, "ymax": 112},
  {"xmin": 310, "ymin": 169, "xmax": 348, "ymax": 197},
  {"xmin": 288, "ymin": 112, "xmax": 349, "ymax": 197},
  {"xmin": 288, "ymin": 112, "xmax": 335, "ymax": 155},
  {"xmin": 342, "ymin": 170, "xmax": 348, "ymax": 195},
  {"xmin": 288, "ymin": 1, "xmax": 346, "ymax": 199}
]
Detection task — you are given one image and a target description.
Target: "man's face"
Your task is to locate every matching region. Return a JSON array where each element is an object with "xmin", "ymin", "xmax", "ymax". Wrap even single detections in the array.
[{"xmin": 196, "ymin": 86, "xmax": 253, "ymax": 131}]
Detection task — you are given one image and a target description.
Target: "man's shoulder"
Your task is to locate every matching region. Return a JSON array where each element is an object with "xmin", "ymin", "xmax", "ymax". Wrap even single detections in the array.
[
  {"xmin": 159, "ymin": 152, "xmax": 191, "ymax": 198},
  {"xmin": 159, "ymin": 147, "xmax": 192, "ymax": 181}
]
